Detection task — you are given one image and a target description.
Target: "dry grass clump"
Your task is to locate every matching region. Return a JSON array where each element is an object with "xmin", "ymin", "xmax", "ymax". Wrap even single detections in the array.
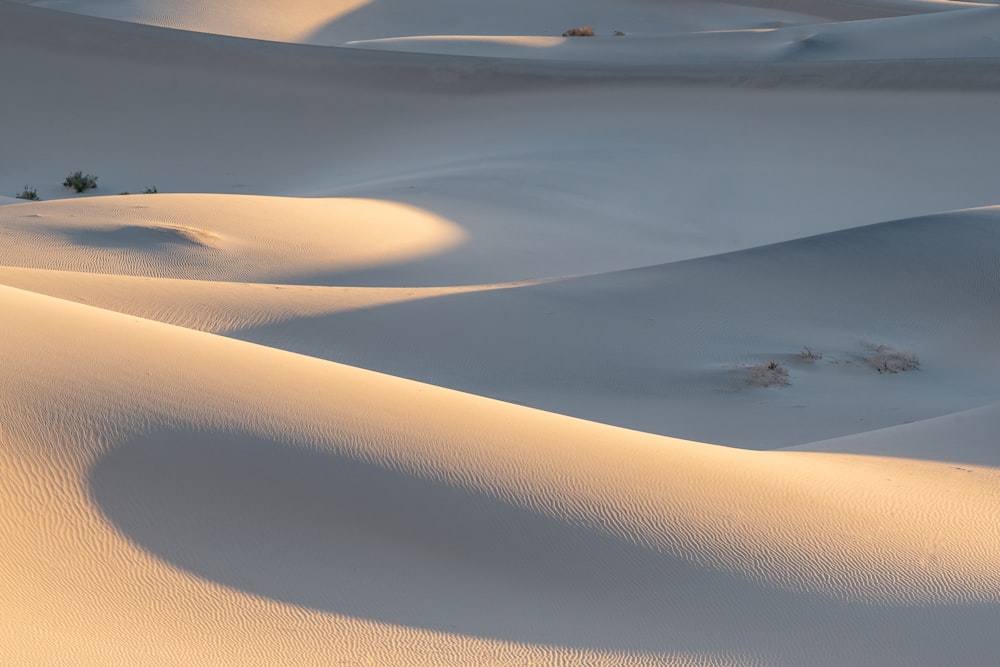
[
  {"xmin": 563, "ymin": 26, "xmax": 595, "ymax": 37},
  {"xmin": 799, "ymin": 346, "xmax": 822, "ymax": 361},
  {"xmin": 863, "ymin": 342, "xmax": 919, "ymax": 374},
  {"xmin": 16, "ymin": 186, "xmax": 39, "ymax": 201},
  {"xmin": 746, "ymin": 361, "xmax": 790, "ymax": 387}
]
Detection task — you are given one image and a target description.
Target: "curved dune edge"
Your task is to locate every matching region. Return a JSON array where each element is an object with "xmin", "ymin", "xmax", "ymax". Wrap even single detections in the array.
[
  {"xmin": 787, "ymin": 401, "xmax": 1000, "ymax": 467},
  {"xmin": 1, "ymin": 286, "xmax": 999, "ymax": 666},
  {"xmin": 16, "ymin": 0, "xmax": 374, "ymax": 44},
  {"xmin": 0, "ymin": 265, "xmax": 554, "ymax": 333},
  {"xmin": 0, "ymin": 194, "xmax": 466, "ymax": 282}
]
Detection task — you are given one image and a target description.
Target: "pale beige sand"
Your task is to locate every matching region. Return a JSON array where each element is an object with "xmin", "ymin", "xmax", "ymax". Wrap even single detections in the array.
[
  {"xmin": 3, "ymin": 285, "xmax": 1000, "ymax": 666},
  {"xmin": 2, "ymin": 0, "xmax": 1000, "ymax": 665},
  {"xmin": 0, "ymin": 194, "xmax": 465, "ymax": 281}
]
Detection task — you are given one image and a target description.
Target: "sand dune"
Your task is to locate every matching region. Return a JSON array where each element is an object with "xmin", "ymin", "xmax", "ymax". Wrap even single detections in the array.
[
  {"xmin": 345, "ymin": 6, "xmax": 1000, "ymax": 63},
  {"xmin": 3, "ymin": 285, "xmax": 1000, "ymax": 666},
  {"xmin": 3, "ymin": 205, "xmax": 999, "ymax": 448},
  {"xmin": 0, "ymin": 194, "xmax": 465, "ymax": 281},
  {"xmin": 2, "ymin": 0, "xmax": 1000, "ymax": 665},
  {"xmin": 6, "ymin": 0, "xmax": 830, "ymax": 45}
]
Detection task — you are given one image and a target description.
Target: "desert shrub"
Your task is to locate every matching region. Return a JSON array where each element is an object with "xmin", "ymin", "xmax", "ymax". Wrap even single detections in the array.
[
  {"xmin": 613, "ymin": 30, "xmax": 626, "ymax": 36},
  {"xmin": 15, "ymin": 186, "xmax": 39, "ymax": 201},
  {"xmin": 142, "ymin": 186, "xmax": 158, "ymax": 194},
  {"xmin": 63, "ymin": 171, "xmax": 98, "ymax": 193},
  {"xmin": 746, "ymin": 361, "xmax": 790, "ymax": 387},
  {"xmin": 563, "ymin": 26, "xmax": 595, "ymax": 37},
  {"xmin": 799, "ymin": 346, "xmax": 822, "ymax": 361},
  {"xmin": 862, "ymin": 343, "xmax": 919, "ymax": 373}
]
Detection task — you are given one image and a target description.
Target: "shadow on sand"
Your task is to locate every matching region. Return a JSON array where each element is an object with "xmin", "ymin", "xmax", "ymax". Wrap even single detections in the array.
[{"xmin": 89, "ymin": 429, "xmax": 1000, "ymax": 659}]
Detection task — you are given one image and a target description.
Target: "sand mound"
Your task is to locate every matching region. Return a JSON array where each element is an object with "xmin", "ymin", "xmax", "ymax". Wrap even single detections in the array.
[
  {"xmin": 0, "ymin": 194, "xmax": 464, "ymax": 282},
  {"xmin": 2, "ymin": 285, "xmax": 999, "ymax": 666}
]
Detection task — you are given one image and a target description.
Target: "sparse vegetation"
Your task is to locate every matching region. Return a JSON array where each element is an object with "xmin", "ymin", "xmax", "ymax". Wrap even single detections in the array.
[
  {"xmin": 862, "ymin": 342, "xmax": 919, "ymax": 374},
  {"xmin": 735, "ymin": 341, "xmax": 918, "ymax": 386},
  {"xmin": 15, "ymin": 186, "xmax": 39, "ymax": 201},
  {"xmin": 563, "ymin": 26, "xmax": 595, "ymax": 37},
  {"xmin": 613, "ymin": 30, "xmax": 626, "ymax": 36},
  {"xmin": 142, "ymin": 186, "xmax": 158, "ymax": 194},
  {"xmin": 799, "ymin": 346, "xmax": 822, "ymax": 361},
  {"xmin": 63, "ymin": 171, "xmax": 98, "ymax": 193},
  {"xmin": 746, "ymin": 361, "xmax": 790, "ymax": 387}
]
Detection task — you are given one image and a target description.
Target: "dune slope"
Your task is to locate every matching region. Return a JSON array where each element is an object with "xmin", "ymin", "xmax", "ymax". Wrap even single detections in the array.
[
  {"xmin": 2, "ymin": 205, "xmax": 999, "ymax": 447},
  {"xmin": 2, "ymin": 286, "xmax": 1000, "ymax": 667}
]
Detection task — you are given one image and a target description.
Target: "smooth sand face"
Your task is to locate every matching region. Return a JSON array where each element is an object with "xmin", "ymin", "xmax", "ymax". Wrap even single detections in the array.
[
  {"xmin": 2, "ymin": 0, "xmax": 1000, "ymax": 665},
  {"xmin": 0, "ymin": 194, "xmax": 466, "ymax": 280}
]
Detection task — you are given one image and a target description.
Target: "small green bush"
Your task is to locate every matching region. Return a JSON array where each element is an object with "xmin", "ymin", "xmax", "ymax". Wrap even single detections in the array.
[
  {"xmin": 16, "ymin": 186, "xmax": 39, "ymax": 201},
  {"xmin": 142, "ymin": 186, "xmax": 158, "ymax": 194},
  {"xmin": 63, "ymin": 171, "xmax": 98, "ymax": 193}
]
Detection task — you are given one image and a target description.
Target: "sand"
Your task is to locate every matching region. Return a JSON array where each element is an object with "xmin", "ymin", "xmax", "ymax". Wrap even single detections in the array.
[{"xmin": 2, "ymin": 0, "xmax": 999, "ymax": 665}]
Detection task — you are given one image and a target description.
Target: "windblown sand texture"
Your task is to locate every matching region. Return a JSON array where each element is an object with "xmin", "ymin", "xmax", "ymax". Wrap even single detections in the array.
[{"xmin": 2, "ymin": 0, "xmax": 1000, "ymax": 665}]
